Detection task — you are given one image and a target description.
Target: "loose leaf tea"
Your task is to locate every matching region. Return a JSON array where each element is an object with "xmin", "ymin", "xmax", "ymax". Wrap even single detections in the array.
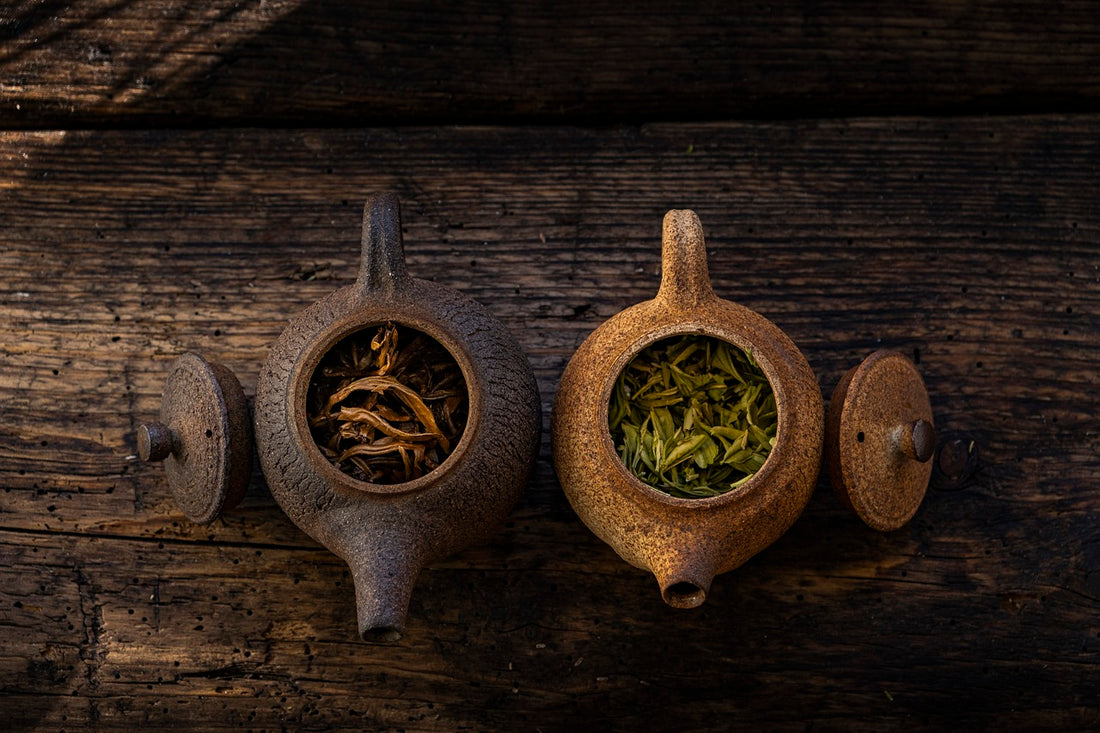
[
  {"xmin": 307, "ymin": 323, "xmax": 468, "ymax": 484},
  {"xmin": 608, "ymin": 335, "xmax": 777, "ymax": 499}
]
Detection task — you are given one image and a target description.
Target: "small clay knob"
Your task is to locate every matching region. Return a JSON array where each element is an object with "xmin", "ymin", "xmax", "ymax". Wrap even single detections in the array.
[
  {"xmin": 138, "ymin": 422, "xmax": 176, "ymax": 462},
  {"xmin": 900, "ymin": 419, "xmax": 936, "ymax": 463}
]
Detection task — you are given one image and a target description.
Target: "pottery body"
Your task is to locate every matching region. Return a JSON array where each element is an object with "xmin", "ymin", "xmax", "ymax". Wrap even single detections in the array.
[
  {"xmin": 254, "ymin": 194, "xmax": 541, "ymax": 640},
  {"xmin": 552, "ymin": 210, "xmax": 823, "ymax": 607}
]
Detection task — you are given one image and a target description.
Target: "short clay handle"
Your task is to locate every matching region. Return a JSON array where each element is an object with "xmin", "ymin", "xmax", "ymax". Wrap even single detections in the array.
[
  {"xmin": 657, "ymin": 209, "xmax": 717, "ymax": 310},
  {"xmin": 355, "ymin": 192, "xmax": 413, "ymax": 299}
]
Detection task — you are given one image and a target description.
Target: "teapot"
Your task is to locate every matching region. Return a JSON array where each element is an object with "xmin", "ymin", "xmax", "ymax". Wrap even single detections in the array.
[
  {"xmin": 140, "ymin": 193, "xmax": 542, "ymax": 640},
  {"xmin": 551, "ymin": 209, "xmax": 934, "ymax": 607}
]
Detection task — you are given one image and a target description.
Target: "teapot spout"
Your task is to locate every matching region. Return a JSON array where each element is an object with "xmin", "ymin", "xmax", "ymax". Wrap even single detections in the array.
[
  {"xmin": 652, "ymin": 553, "xmax": 716, "ymax": 609},
  {"xmin": 341, "ymin": 534, "xmax": 425, "ymax": 642}
]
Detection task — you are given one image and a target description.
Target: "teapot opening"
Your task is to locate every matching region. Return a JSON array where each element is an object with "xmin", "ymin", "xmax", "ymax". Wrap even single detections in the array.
[
  {"xmin": 606, "ymin": 332, "xmax": 778, "ymax": 501},
  {"xmin": 662, "ymin": 581, "xmax": 707, "ymax": 608},
  {"xmin": 362, "ymin": 626, "xmax": 404, "ymax": 644},
  {"xmin": 305, "ymin": 321, "xmax": 471, "ymax": 487}
]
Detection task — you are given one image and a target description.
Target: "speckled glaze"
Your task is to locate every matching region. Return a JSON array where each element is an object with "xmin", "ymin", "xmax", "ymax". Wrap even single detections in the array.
[
  {"xmin": 551, "ymin": 210, "xmax": 824, "ymax": 608},
  {"xmin": 254, "ymin": 193, "xmax": 541, "ymax": 641},
  {"xmin": 825, "ymin": 349, "xmax": 935, "ymax": 532}
]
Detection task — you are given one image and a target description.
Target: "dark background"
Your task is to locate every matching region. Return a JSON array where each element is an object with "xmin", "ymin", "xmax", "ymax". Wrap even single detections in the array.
[{"xmin": 1, "ymin": 1, "xmax": 1098, "ymax": 730}]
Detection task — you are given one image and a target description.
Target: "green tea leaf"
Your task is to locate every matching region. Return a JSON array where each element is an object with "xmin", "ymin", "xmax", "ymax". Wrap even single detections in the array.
[
  {"xmin": 661, "ymin": 433, "xmax": 709, "ymax": 472},
  {"xmin": 608, "ymin": 334, "xmax": 777, "ymax": 499}
]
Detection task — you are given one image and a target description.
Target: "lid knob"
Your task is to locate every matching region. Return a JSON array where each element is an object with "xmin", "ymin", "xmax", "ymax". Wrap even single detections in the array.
[
  {"xmin": 900, "ymin": 419, "xmax": 936, "ymax": 463},
  {"xmin": 138, "ymin": 421, "xmax": 176, "ymax": 462}
]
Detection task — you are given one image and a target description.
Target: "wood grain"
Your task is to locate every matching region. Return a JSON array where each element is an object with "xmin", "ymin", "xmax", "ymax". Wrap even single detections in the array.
[
  {"xmin": 0, "ymin": 118, "xmax": 1098, "ymax": 729},
  {"xmin": 2, "ymin": 0, "xmax": 1099, "ymax": 128}
]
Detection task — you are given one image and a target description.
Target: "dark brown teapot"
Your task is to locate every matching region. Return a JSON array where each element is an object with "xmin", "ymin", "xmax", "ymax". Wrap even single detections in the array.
[{"xmin": 141, "ymin": 193, "xmax": 541, "ymax": 640}]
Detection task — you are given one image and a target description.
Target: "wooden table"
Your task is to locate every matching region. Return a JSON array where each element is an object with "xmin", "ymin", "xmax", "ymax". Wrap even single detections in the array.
[{"xmin": 2, "ymin": 3, "xmax": 1098, "ymax": 730}]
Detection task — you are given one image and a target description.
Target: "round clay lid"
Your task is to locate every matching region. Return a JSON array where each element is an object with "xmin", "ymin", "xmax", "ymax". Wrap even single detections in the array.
[
  {"xmin": 138, "ymin": 353, "xmax": 253, "ymax": 524},
  {"xmin": 825, "ymin": 350, "xmax": 935, "ymax": 532}
]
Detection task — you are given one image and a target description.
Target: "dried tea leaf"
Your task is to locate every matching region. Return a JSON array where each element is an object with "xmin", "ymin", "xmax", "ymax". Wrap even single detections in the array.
[
  {"xmin": 307, "ymin": 322, "xmax": 468, "ymax": 484},
  {"xmin": 609, "ymin": 334, "xmax": 776, "ymax": 499}
]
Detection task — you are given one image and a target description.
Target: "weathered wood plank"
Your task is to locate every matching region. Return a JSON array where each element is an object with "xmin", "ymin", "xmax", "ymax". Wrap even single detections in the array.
[
  {"xmin": 2, "ymin": 0, "xmax": 1098, "ymax": 128},
  {"xmin": 0, "ymin": 118, "xmax": 1098, "ymax": 729},
  {"xmin": 2, "ymin": 520, "xmax": 1097, "ymax": 730}
]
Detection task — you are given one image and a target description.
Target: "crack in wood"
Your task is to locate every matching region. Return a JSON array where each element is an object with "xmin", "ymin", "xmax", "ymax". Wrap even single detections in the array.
[
  {"xmin": 73, "ymin": 566, "xmax": 105, "ymax": 721},
  {"xmin": 122, "ymin": 361, "xmax": 142, "ymax": 515},
  {"xmin": 0, "ymin": 525, "xmax": 316, "ymax": 553},
  {"xmin": 152, "ymin": 575, "xmax": 160, "ymax": 632}
]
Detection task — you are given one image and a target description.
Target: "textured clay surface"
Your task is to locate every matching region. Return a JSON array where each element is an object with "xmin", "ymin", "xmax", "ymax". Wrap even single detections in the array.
[
  {"xmin": 253, "ymin": 194, "xmax": 541, "ymax": 638},
  {"xmin": 825, "ymin": 350, "xmax": 935, "ymax": 532},
  {"xmin": 552, "ymin": 209, "xmax": 824, "ymax": 607},
  {"xmin": 146, "ymin": 352, "xmax": 252, "ymax": 525}
]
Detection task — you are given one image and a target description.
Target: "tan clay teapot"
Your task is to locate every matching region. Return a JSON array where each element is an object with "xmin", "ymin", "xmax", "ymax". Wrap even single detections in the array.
[
  {"xmin": 552, "ymin": 209, "xmax": 934, "ymax": 608},
  {"xmin": 141, "ymin": 193, "xmax": 541, "ymax": 641}
]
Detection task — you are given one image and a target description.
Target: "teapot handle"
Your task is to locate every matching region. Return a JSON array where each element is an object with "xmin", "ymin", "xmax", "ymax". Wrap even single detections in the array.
[
  {"xmin": 656, "ymin": 209, "xmax": 716, "ymax": 309},
  {"xmin": 355, "ymin": 192, "xmax": 412, "ymax": 299}
]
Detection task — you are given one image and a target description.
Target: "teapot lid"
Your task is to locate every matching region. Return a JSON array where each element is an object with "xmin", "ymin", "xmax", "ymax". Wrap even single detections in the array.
[
  {"xmin": 138, "ymin": 353, "xmax": 253, "ymax": 524},
  {"xmin": 825, "ymin": 350, "xmax": 935, "ymax": 531}
]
